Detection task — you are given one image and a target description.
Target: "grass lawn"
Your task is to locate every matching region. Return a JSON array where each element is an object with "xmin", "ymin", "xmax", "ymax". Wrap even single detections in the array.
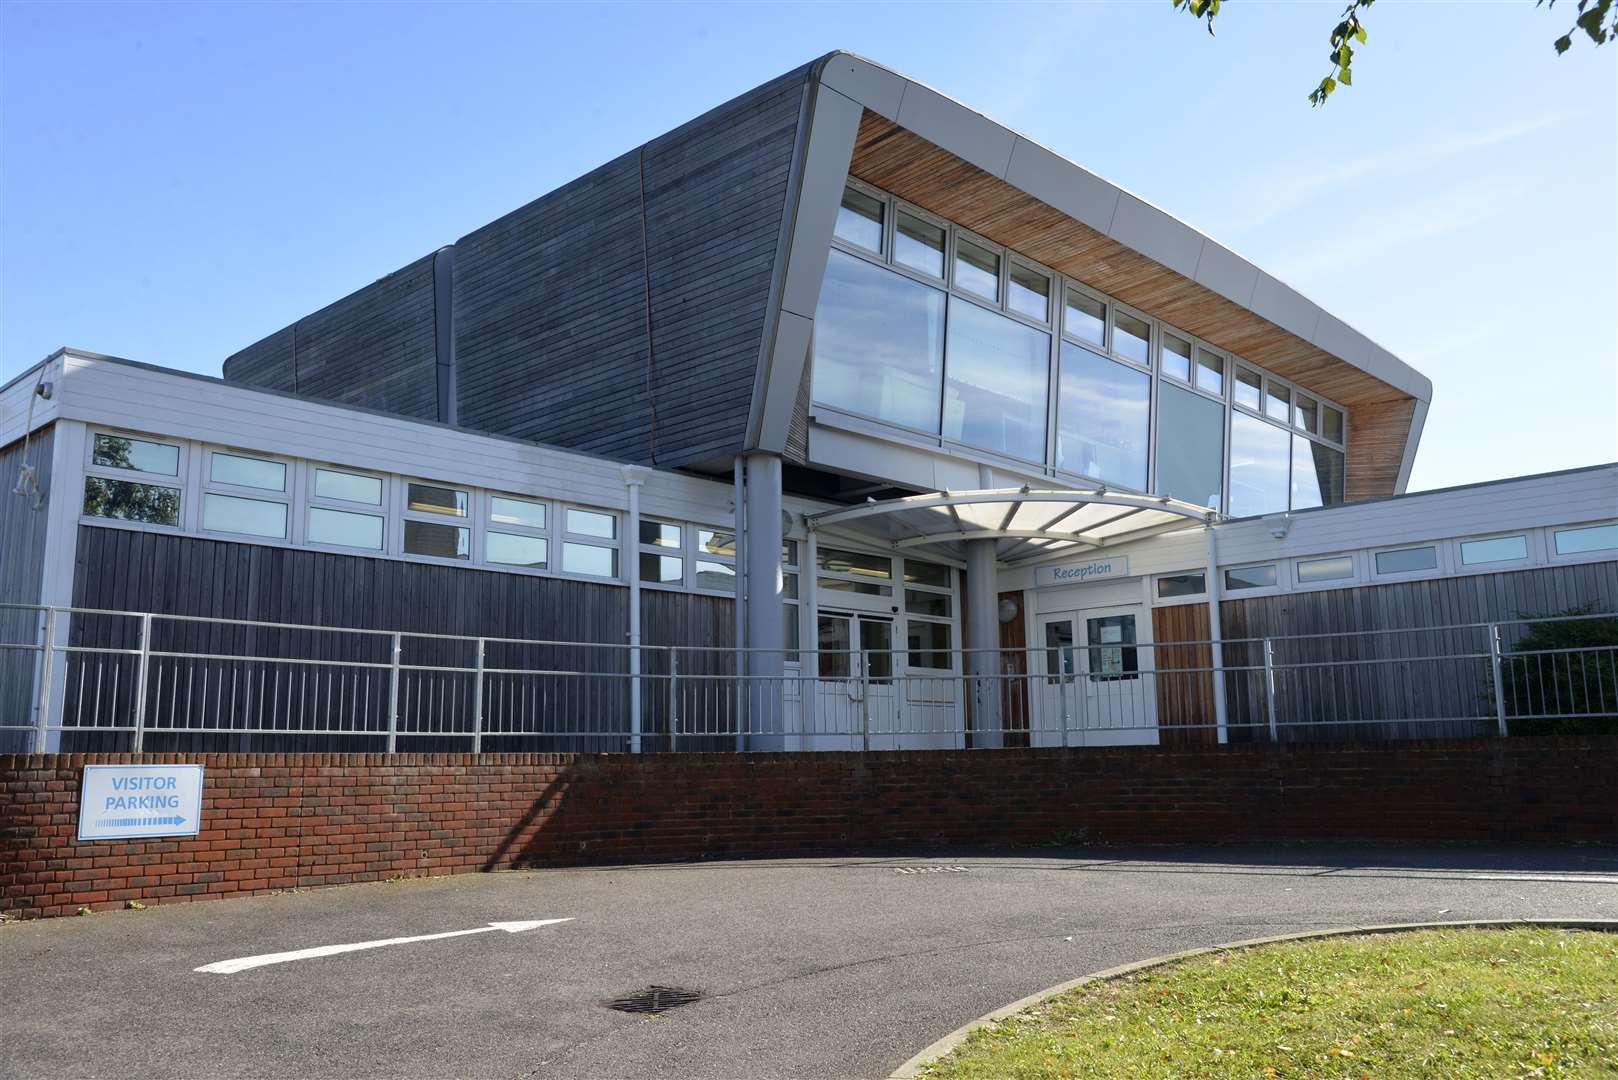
[{"xmin": 924, "ymin": 927, "xmax": 1617, "ymax": 1079}]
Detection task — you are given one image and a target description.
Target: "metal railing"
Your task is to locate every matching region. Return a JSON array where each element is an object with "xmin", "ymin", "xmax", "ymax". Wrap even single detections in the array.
[{"xmin": 1, "ymin": 604, "xmax": 1613, "ymax": 754}]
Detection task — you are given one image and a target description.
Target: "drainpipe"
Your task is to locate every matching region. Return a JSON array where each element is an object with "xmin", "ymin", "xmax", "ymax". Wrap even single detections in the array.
[
  {"xmin": 1205, "ymin": 524, "xmax": 1228, "ymax": 745},
  {"xmin": 622, "ymin": 465, "xmax": 651, "ymax": 752},
  {"xmin": 733, "ymin": 457, "xmax": 746, "ymax": 749}
]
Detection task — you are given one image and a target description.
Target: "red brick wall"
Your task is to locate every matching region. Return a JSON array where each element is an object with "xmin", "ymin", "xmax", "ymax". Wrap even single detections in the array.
[{"xmin": 3, "ymin": 738, "xmax": 1615, "ymax": 919}]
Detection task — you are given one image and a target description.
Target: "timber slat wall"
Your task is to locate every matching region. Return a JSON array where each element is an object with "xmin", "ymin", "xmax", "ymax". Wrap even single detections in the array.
[
  {"xmin": 0, "ymin": 428, "xmax": 53, "ymax": 751},
  {"xmin": 225, "ymin": 65, "xmax": 812, "ymax": 470},
  {"xmin": 1153, "ymin": 561, "xmax": 1618, "ymax": 742},
  {"xmin": 224, "ymin": 254, "xmax": 439, "ymax": 420}
]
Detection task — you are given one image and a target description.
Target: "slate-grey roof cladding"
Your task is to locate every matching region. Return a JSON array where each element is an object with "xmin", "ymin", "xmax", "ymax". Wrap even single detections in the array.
[{"xmin": 224, "ymin": 62, "xmax": 814, "ymax": 468}]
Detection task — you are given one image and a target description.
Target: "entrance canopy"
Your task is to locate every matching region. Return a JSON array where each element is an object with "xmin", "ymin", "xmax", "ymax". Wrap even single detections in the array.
[{"xmin": 806, "ymin": 487, "xmax": 1220, "ymax": 566}]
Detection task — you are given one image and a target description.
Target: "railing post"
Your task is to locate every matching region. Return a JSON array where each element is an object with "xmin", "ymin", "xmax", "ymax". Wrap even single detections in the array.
[
  {"xmin": 1487, "ymin": 623, "xmax": 1508, "ymax": 737},
  {"xmin": 131, "ymin": 612, "xmax": 152, "ymax": 753},
  {"xmin": 386, "ymin": 632, "xmax": 401, "ymax": 753},
  {"xmin": 668, "ymin": 649, "xmax": 679, "ymax": 753},
  {"xmin": 1263, "ymin": 637, "xmax": 1279, "ymax": 743},
  {"xmin": 471, "ymin": 637, "xmax": 485, "ymax": 754},
  {"xmin": 1058, "ymin": 648, "xmax": 1073, "ymax": 748},
  {"xmin": 858, "ymin": 648, "xmax": 871, "ymax": 753},
  {"xmin": 33, "ymin": 608, "xmax": 57, "ymax": 754}
]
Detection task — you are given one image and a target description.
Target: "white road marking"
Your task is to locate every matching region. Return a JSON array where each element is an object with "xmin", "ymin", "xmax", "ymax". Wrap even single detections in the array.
[
  {"xmin": 193, "ymin": 919, "xmax": 573, "ymax": 974},
  {"xmin": 1464, "ymin": 874, "xmax": 1618, "ymax": 885}
]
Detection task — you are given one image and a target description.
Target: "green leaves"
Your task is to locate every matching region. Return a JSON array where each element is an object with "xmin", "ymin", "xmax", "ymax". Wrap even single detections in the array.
[{"xmin": 1540, "ymin": 0, "xmax": 1616, "ymax": 53}]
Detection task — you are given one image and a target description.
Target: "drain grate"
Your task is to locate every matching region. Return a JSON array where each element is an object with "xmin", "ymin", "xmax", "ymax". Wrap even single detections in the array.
[
  {"xmin": 894, "ymin": 865, "xmax": 970, "ymax": 875},
  {"xmin": 605, "ymin": 986, "xmax": 705, "ymax": 1015}
]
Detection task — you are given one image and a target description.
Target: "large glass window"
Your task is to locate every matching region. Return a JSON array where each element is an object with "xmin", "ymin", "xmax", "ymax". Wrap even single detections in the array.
[
  {"xmin": 1155, "ymin": 382, "xmax": 1224, "ymax": 510},
  {"xmin": 1112, "ymin": 312, "xmax": 1150, "ymax": 365},
  {"xmin": 308, "ymin": 506, "xmax": 383, "ymax": 550},
  {"xmin": 812, "ymin": 250, "xmax": 945, "ymax": 433},
  {"xmin": 943, "ymin": 297, "xmax": 1049, "ymax": 462},
  {"xmin": 1554, "ymin": 523, "xmax": 1618, "ymax": 555},
  {"xmin": 314, "ymin": 468, "xmax": 382, "ymax": 505},
  {"xmin": 1196, "ymin": 349, "xmax": 1225, "ymax": 395},
  {"xmin": 487, "ymin": 532, "xmax": 547, "ymax": 568},
  {"xmin": 1234, "ymin": 367, "xmax": 1262, "ymax": 411},
  {"xmin": 1228, "ymin": 412, "xmax": 1291, "ymax": 518},
  {"xmin": 817, "ymin": 547, "xmax": 892, "ymax": 578},
  {"xmin": 834, "ymin": 185, "xmax": 883, "ymax": 253},
  {"xmin": 1224, "ymin": 564, "xmax": 1277, "ymax": 590},
  {"xmin": 1156, "ymin": 572, "xmax": 1205, "ymax": 598},
  {"xmin": 490, "ymin": 496, "xmax": 545, "ymax": 529},
  {"xmin": 83, "ymin": 477, "xmax": 180, "ymax": 526},
  {"xmin": 1291, "ymin": 436, "xmax": 1345, "ymax": 510},
  {"xmin": 1161, "ymin": 334, "xmax": 1192, "ymax": 383},
  {"xmin": 895, "ymin": 211, "xmax": 945, "ymax": 278},
  {"xmin": 202, "ymin": 493, "xmax": 287, "ymax": 539},
  {"xmin": 1008, "ymin": 264, "xmax": 1049, "ymax": 321},
  {"xmin": 1460, "ymin": 535, "xmax": 1528, "ymax": 565},
  {"xmin": 954, "ymin": 238, "xmax": 1000, "ymax": 301},
  {"xmin": 1296, "ymin": 555, "xmax": 1354, "ymax": 583},
  {"xmin": 1064, "ymin": 290, "xmax": 1106, "ymax": 347},
  {"xmin": 404, "ymin": 520, "xmax": 470, "ymax": 559},
  {"xmin": 1375, "ymin": 546, "xmax": 1438, "ymax": 575},
  {"xmin": 92, "ymin": 434, "xmax": 179, "ymax": 476},
  {"xmin": 406, "ymin": 483, "xmax": 468, "ymax": 517},
  {"xmin": 1055, "ymin": 342, "xmax": 1149, "ymax": 490},
  {"xmin": 211, "ymin": 452, "xmax": 285, "ymax": 491},
  {"xmin": 1265, "ymin": 381, "xmax": 1291, "ymax": 422}
]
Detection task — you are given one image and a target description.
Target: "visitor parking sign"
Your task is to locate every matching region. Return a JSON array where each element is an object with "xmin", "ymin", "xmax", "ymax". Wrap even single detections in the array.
[{"xmin": 77, "ymin": 764, "xmax": 203, "ymax": 841}]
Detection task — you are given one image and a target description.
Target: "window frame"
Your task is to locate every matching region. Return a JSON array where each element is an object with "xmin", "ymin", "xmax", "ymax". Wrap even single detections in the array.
[
  {"xmin": 198, "ymin": 445, "xmax": 294, "ymax": 542},
  {"xmin": 1549, "ymin": 520, "xmax": 1618, "ymax": 561},
  {"xmin": 80, "ymin": 429, "xmax": 188, "ymax": 532},
  {"xmin": 303, "ymin": 462, "xmax": 389, "ymax": 554},
  {"xmin": 559, "ymin": 504, "xmax": 621, "ymax": 581},
  {"xmin": 398, "ymin": 477, "xmax": 474, "ymax": 563}
]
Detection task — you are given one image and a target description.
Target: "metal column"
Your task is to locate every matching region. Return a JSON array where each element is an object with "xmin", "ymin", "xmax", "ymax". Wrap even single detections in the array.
[
  {"xmin": 965, "ymin": 538, "xmax": 1001, "ymax": 748},
  {"xmin": 622, "ymin": 465, "xmax": 650, "ymax": 753},
  {"xmin": 742, "ymin": 452, "xmax": 785, "ymax": 749},
  {"xmin": 1205, "ymin": 525, "xmax": 1229, "ymax": 745}
]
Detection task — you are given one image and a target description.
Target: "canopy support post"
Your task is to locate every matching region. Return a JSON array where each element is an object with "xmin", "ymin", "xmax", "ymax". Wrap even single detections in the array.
[{"xmin": 1206, "ymin": 524, "xmax": 1228, "ymax": 745}]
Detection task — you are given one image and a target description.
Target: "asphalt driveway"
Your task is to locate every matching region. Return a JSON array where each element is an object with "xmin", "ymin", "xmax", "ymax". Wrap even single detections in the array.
[{"xmin": 2, "ymin": 846, "xmax": 1615, "ymax": 1079}]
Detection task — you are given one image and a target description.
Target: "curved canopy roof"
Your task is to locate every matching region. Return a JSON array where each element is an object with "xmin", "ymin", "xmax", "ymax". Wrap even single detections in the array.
[{"xmin": 806, "ymin": 487, "xmax": 1219, "ymax": 566}]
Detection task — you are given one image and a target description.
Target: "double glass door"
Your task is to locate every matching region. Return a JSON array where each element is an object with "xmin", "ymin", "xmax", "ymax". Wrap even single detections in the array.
[
  {"xmin": 1034, "ymin": 605, "xmax": 1157, "ymax": 746},
  {"xmin": 814, "ymin": 611, "xmax": 898, "ymax": 748}
]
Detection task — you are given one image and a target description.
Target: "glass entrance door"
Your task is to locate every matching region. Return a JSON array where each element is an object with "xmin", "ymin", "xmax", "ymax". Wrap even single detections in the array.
[
  {"xmin": 1034, "ymin": 606, "xmax": 1158, "ymax": 746},
  {"xmin": 809, "ymin": 611, "xmax": 898, "ymax": 750}
]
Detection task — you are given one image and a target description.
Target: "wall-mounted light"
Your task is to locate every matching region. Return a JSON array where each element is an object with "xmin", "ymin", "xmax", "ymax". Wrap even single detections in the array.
[{"xmin": 997, "ymin": 596, "xmax": 1020, "ymax": 624}]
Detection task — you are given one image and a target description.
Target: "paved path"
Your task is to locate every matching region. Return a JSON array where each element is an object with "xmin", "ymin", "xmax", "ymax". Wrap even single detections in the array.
[{"xmin": 3, "ymin": 846, "xmax": 1615, "ymax": 1079}]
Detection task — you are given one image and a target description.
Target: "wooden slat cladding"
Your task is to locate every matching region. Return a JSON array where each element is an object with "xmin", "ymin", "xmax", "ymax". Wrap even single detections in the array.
[
  {"xmin": 1153, "ymin": 561, "xmax": 1618, "ymax": 743},
  {"xmin": 1345, "ymin": 396, "xmax": 1417, "ymax": 501},
  {"xmin": 1149, "ymin": 602, "xmax": 1218, "ymax": 747},
  {"xmin": 0, "ymin": 427, "xmax": 53, "ymax": 751},
  {"xmin": 848, "ymin": 112, "xmax": 1416, "ymax": 495}
]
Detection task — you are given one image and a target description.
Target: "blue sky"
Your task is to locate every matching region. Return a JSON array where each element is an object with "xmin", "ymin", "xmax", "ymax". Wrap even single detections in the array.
[{"xmin": 2, "ymin": 2, "xmax": 1613, "ymax": 492}]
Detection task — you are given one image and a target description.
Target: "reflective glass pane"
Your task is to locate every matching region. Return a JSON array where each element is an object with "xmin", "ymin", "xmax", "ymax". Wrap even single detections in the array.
[
  {"xmin": 93, "ymin": 434, "xmax": 179, "ymax": 475},
  {"xmin": 308, "ymin": 507, "xmax": 382, "ymax": 549},
  {"xmin": 943, "ymin": 297, "xmax": 1049, "ymax": 462},
  {"xmin": 1296, "ymin": 555, "xmax": 1353, "ymax": 582},
  {"xmin": 202, "ymin": 493, "xmax": 287, "ymax": 539},
  {"xmin": 694, "ymin": 560, "xmax": 736, "ymax": 592},
  {"xmin": 407, "ymin": 483, "xmax": 468, "ymax": 518},
  {"xmin": 1460, "ymin": 535, "xmax": 1528, "ymax": 565},
  {"xmin": 783, "ymin": 572, "xmax": 799, "ymax": 599},
  {"xmin": 562, "ymin": 542, "xmax": 617, "ymax": 577},
  {"xmin": 1055, "ymin": 342, "xmax": 1149, "ymax": 490},
  {"xmin": 1008, "ymin": 264, "xmax": 1049, "ymax": 321},
  {"xmin": 1228, "ymin": 412, "xmax": 1291, "ymax": 518},
  {"xmin": 812, "ymin": 250, "xmax": 945, "ymax": 433},
  {"xmin": 784, "ymin": 606, "xmax": 801, "ymax": 660},
  {"xmin": 1555, "ymin": 523, "xmax": 1618, "ymax": 555},
  {"xmin": 1156, "ymin": 572, "xmax": 1205, "ymax": 598},
  {"xmin": 817, "ymin": 547, "xmax": 892, "ymax": 578},
  {"xmin": 640, "ymin": 520, "xmax": 682, "ymax": 548},
  {"xmin": 817, "ymin": 578, "xmax": 893, "ymax": 597},
  {"xmin": 404, "ymin": 520, "xmax": 470, "ymax": 559},
  {"xmin": 783, "ymin": 539, "xmax": 799, "ymax": 566},
  {"xmin": 1234, "ymin": 368, "xmax": 1262, "ymax": 411},
  {"xmin": 1291, "ymin": 436, "xmax": 1345, "ymax": 510},
  {"xmin": 1155, "ymin": 382, "xmax": 1224, "ymax": 510},
  {"xmin": 908, "ymin": 619, "xmax": 952, "ymax": 670},
  {"xmin": 818, "ymin": 615, "xmax": 852, "ymax": 678},
  {"xmin": 640, "ymin": 553, "xmax": 683, "ymax": 583},
  {"xmin": 861, "ymin": 619, "xmax": 893, "ymax": 682},
  {"xmin": 698, "ymin": 529, "xmax": 736, "ymax": 557},
  {"xmin": 1044, "ymin": 620, "xmax": 1076, "ymax": 681},
  {"xmin": 487, "ymin": 532, "xmax": 547, "ymax": 568},
  {"xmin": 905, "ymin": 589, "xmax": 950, "ymax": 618},
  {"xmin": 894, "ymin": 211, "xmax": 944, "ymax": 278},
  {"xmin": 1322, "ymin": 405, "xmax": 1344, "ymax": 444},
  {"xmin": 834, "ymin": 186, "xmax": 883, "ymax": 252},
  {"xmin": 1224, "ymin": 564, "xmax": 1277, "ymax": 590},
  {"xmin": 1113, "ymin": 312, "xmax": 1150, "ymax": 365},
  {"xmin": 1086, "ymin": 614, "xmax": 1138, "ymax": 681},
  {"xmin": 1294, "ymin": 396, "xmax": 1318, "ymax": 433},
  {"xmin": 1376, "ymin": 546, "xmax": 1437, "ymax": 574},
  {"xmin": 903, "ymin": 560, "xmax": 951, "ymax": 588},
  {"xmin": 1161, "ymin": 334, "xmax": 1192, "ymax": 382},
  {"xmin": 1196, "ymin": 350, "xmax": 1224, "ymax": 395},
  {"xmin": 82, "ymin": 476, "xmax": 180, "ymax": 525},
  {"xmin": 1064, "ymin": 291, "xmax": 1105, "ymax": 346},
  {"xmin": 490, "ymin": 496, "xmax": 546, "ymax": 529},
  {"xmin": 566, "ymin": 508, "xmax": 616, "ymax": 539},
  {"xmin": 954, "ymin": 238, "xmax": 1000, "ymax": 301},
  {"xmin": 314, "ymin": 469, "xmax": 382, "ymax": 505},
  {"xmin": 210, "ymin": 452, "xmax": 285, "ymax": 491},
  {"xmin": 1265, "ymin": 382, "xmax": 1291, "ymax": 421}
]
